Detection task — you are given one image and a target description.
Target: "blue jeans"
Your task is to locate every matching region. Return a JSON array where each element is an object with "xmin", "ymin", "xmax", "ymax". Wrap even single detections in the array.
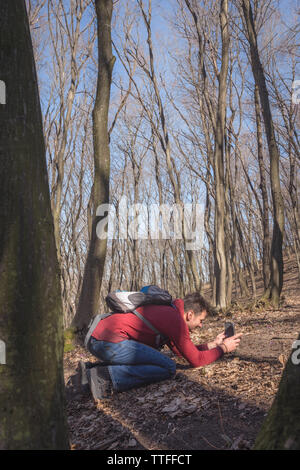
[{"xmin": 88, "ymin": 337, "xmax": 176, "ymax": 392}]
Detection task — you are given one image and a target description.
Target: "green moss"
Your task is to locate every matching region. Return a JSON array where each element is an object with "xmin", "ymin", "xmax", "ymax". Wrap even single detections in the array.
[
  {"xmin": 64, "ymin": 327, "xmax": 76, "ymax": 353},
  {"xmin": 64, "ymin": 342, "xmax": 75, "ymax": 353},
  {"xmin": 64, "ymin": 327, "xmax": 76, "ymax": 341}
]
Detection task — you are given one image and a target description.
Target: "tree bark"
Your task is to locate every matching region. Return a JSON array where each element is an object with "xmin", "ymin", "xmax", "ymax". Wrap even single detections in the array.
[
  {"xmin": 0, "ymin": 0, "xmax": 68, "ymax": 449},
  {"xmin": 213, "ymin": 0, "xmax": 229, "ymax": 311},
  {"xmin": 254, "ymin": 84, "xmax": 271, "ymax": 289},
  {"xmin": 241, "ymin": 0, "xmax": 284, "ymax": 308},
  {"xmin": 72, "ymin": 0, "xmax": 115, "ymax": 331},
  {"xmin": 254, "ymin": 333, "xmax": 300, "ymax": 449}
]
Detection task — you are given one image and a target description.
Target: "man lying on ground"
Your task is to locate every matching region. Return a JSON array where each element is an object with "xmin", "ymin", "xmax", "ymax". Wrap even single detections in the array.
[{"xmin": 83, "ymin": 292, "xmax": 242, "ymax": 400}]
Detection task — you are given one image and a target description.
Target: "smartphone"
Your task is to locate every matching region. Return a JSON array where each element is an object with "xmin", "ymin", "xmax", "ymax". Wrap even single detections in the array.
[{"xmin": 224, "ymin": 321, "xmax": 235, "ymax": 338}]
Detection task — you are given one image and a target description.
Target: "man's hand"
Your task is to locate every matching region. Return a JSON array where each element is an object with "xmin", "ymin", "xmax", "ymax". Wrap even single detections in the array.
[
  {"xmin": 220, "ymin": 333, "xmax": 243, "ymax": 353},
  {"xmin": 214, "ymin": 331, "xmax": 226, "ymax": 346},
  {"xmin": 207, "ymin": 331, "xmax": 226, "ymax": 349}
]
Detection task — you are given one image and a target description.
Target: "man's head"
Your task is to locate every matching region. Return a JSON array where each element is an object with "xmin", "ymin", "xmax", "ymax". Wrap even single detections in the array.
[{"xmin": 183, "ymin": 292, "xmax": 213, "ymax": 331}]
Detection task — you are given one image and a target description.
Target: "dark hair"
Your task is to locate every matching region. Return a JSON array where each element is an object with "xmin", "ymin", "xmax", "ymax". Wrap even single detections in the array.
[{"xmin": 183, "ymin": 292, "xmax": 214, "ymax": 316}]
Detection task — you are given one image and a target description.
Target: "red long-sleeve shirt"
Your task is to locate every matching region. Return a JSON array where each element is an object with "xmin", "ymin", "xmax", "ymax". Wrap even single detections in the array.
[{"xmin": 91, "ymin": 298, "xmax": 223, "ymax": 368}]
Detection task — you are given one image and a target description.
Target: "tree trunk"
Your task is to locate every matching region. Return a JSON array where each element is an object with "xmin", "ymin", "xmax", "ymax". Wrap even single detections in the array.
[
  {"xmin": 0, "ymin": 0, "xmax": 68, "ymax": 449},
  {"xmin": 241, "ymin": 0, "xmax": 284, "ymax": 308},
  {"xmin": 254, "ymin": 334, "xmax": 300, "ymax": 449},
  {"xmin": 213, "ymin": 0, "xmax": 229, "ymax": 311},
  {"xmin": 254, "ymin": 84, "xmax": 271, "ymax": 289},
  {"xmin": 72, "ymin": 0, "xmax": 115, "ymax": 332}
]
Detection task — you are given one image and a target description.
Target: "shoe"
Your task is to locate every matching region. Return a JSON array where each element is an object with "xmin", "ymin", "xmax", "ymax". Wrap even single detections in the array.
[
  {"xmin": 88, "ymin": 365, "xmax": 112, "ymax": 400},
  {"xmin": 78, "ymin": 359, "xmax": 108, "ymax": 388}
]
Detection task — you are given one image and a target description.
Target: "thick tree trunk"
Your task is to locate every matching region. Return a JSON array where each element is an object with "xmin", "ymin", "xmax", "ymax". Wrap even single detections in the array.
[
  {"xmin": 241, "ymin": 0, "xmax": 284, "ymax": 308},
  {"xmin": 72, "ymin": 0, "xmax": 115, "ymax": 332},
  {"xmin": 0, "ymin": 0, "xmax": 68, "ymax": 449},
  {"xmin": 254, "ymin": 333, "xmax": 300, "ymax": 449}
]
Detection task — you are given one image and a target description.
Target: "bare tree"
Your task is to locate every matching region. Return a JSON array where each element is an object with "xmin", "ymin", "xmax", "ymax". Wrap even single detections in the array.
[
  {"xmin": 72, "ymin": 0, "xmax": 115, "ymax": 332},
  {"xmin": 241, "ymin": 0, "xmax": 285, "ymax": 308},
  {"xmin": 212, "ymin": 0, "xmax": 230, "ymax": 310}
]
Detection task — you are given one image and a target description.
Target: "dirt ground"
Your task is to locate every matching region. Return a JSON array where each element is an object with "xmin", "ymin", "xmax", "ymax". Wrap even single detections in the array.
[{"xmin": 64, "ymin": 256, "xmax": 300, "ymax": 450}]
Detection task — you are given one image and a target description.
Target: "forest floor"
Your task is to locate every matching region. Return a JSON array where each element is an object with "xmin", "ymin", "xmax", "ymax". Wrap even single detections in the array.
[{"xmin": 64, "ymin": 256, "xmax": 300, "ymax": 450}]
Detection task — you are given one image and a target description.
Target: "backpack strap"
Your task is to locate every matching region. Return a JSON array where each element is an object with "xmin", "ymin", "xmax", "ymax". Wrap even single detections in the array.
[
  {"xmin": 132, "ymin": 309, "xmax": 168, "ymax": 348},
  {"xmin": 84, "ymin": 312, "xmax": 112, "ymax": 349},
  {"xmin": 84, "ymin": 310, "xmax": 168, "ymax": 351}
]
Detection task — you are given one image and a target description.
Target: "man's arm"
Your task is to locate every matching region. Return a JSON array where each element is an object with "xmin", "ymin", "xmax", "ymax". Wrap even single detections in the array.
[{"xmin": 167, "ymin": 322, "xmax": 224, "ymax": 367}]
